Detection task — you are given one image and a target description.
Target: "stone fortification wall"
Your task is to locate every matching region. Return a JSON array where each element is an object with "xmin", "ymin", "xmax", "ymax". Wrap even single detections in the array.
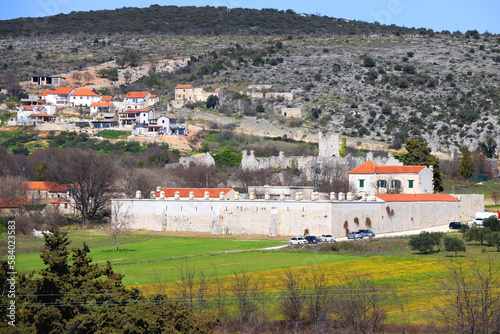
[
  {"xmin": 113, "ymin": 194, "xmax": 482, "ymax": 237},
  {"xmin": 318, "ymin": 132, "xmax": 341, "ymax": 157},
  {"xmin": 179, "ymin": 153, "xmax": 215, "ymax": 168},
  {"xmin": 241, "ymin": 150, "xmax": 401, "ymax": 179}
]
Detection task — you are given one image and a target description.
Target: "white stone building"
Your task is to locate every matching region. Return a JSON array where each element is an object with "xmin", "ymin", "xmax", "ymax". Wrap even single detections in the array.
[{"xmin": 348, "ymin": 161, "xmax": 434, "ymax": 195}]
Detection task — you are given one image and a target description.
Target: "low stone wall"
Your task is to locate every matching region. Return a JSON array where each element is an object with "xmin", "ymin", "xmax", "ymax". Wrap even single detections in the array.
[{"xmin": 113, "ymin": 194, "xmax": 483, "ymax": 237}]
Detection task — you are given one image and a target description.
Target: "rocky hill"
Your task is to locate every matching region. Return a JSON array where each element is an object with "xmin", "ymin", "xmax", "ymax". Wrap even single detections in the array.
[{"xmin": 1, "ymin": 6, "xmax": 499, "ymax": 155}]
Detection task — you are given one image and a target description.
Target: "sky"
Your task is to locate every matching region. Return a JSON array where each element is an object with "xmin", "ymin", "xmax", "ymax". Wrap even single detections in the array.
[{"xmin": 1, "ymin": 0, "xmax": 499, "ymax": 34}]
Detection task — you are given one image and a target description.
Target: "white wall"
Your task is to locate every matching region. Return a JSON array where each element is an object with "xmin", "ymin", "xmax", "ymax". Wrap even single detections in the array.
[{"xmin": 113, "ymin": 194, "xmax": 483, "ymax": 237}]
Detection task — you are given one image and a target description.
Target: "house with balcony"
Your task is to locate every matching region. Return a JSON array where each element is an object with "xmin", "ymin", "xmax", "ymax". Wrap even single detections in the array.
[
  {"xmin": 17, "ymin": 105, "xmax": 56, "ymax": 124},
  {"xmin": 118, "ymin": 108, "xmax": 154, "ymax": 127},
  {"xmin": 348, "ymin": 161, "xmax": 433, "ymax": 195},
  {"xmin": 39, "ymin": 87, "xmax": 75, "ymax": 106},
  {"xmin": 123, "ymin": 92, "xmax": 157, "ymax": 110}
]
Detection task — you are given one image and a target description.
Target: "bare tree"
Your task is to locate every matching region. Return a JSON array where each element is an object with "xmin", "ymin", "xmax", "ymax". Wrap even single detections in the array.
[
  {"xmin": 332, "ymin": 274, "xmax": 387, "ymax": 334},
  {"xmin": 71, "ymin": 72, "xmax": 83, "ymax": 86},
  {"xmin": 437, "ymin": 259, "xmax": 500, "ymax": 334},
  {"xmin": 50, "ymin": 148, "xmax": 117, "ymax": 226},
  {"xmin": 109, "ymin": 200, "xmax": 130, "ymax": 251},
  {"xmin": 306, "ymin": 266, "xmax": 332, "ymax": 326},
  {"xmin": 280, "ymin": 268, "xmax": 305, "ymax": 322},
  {"xmin": 0, "ymin": 148, "xmax": 17, "ymax": 176},
  {"xmin": 231, "ymin": 270, "xmax": 259, "ymax": 324},
  {"xmin": 82, "ymin": 71, "xmax": 94, "ymax": 84}
]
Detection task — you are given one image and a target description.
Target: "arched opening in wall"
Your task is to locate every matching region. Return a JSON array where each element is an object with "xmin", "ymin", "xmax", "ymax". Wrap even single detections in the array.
[
  {"xmin": 366, "ymin": 217, "xmax": 372, "ymax": 227},
  {"xmin": 354, "ymin": 217, "xmax": 359, "ymax": 225}
]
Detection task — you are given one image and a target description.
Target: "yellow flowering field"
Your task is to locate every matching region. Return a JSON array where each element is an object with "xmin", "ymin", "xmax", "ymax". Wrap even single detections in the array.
[{"xmin": 135, "ymin": 256, "xmax": 488, "ymax": 324}]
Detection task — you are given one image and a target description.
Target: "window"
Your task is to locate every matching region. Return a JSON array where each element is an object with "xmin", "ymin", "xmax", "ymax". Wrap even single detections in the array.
[
  {"xmin": 377, "ymin": 180, "xmax": 387, "ymax": 188},
  {"xmin": 391, "ymin": 180, "xmax": 401, "ymax": 188},
  {"xmin": 359, "ymin": 179, "xmax": 365, "ymax": 188},
  {"xmin": 408, "ymin": 180, "xmax": 414, "ymax": 188}
]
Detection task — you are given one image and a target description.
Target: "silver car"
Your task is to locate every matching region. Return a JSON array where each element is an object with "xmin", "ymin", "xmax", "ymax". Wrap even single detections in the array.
[
  {"xmin": 358, "ymin": 229, "xmax": 375, "ymax": 238},
  {"xmin": 347, "ymin": 231, "xmax": 363, "ymax": 240},
  {"xmin": 289, "ymin": 237, "xmax": 307, "ymax": 245}
]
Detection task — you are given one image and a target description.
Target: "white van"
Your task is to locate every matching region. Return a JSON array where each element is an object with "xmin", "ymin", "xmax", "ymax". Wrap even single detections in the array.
[{"xmin": 471, "ymin": 211, "xmax": 498, "ymax": 226}]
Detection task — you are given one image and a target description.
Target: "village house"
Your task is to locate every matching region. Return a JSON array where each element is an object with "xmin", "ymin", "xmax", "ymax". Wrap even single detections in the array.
[
  {"xmin": 281, "ymin": 106, "xmax": 304, "ymax": 118},
  {"xmin": 90, "ymin": 102, "xmax": 116, "ymax": 115},
  {"xmin": 123, "ymin": 92, "xmax": 158, "ymax": 110},
  {"xmin": 118, "ymin": 108, "xmax": 154, "ymax": 127},
  {"xmin": 16, "ymin": 105, "xmax": 56, "ymax": 125},
  {"xmin": 39, "ymin": 87, "xmax": 75, "ymax": 106},
  {"xmin": 69, "ymin": 88, "xmax": 101, "ymax": 107},
  {"xmin": 19, "ymin": 181, "xmax": 74, "ymax": 214},
  {"xmin": 348, "ymin": 161, "xmax": 434, "ymax": 195},
  {"xmin": 172, "ymin": 84, "xmax": 222, "ymax": 108}
]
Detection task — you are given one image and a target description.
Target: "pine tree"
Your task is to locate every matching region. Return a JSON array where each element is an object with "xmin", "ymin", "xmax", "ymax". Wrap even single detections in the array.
[{"xmin": 458, "ymin": 145, "xmax": 474, "ymax": 179}]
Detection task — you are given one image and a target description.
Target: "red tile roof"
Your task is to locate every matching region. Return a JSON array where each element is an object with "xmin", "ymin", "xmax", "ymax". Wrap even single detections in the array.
[
  {"xmin": 52, "ymin": 87, "xmax": 74, "ymax": 95},
  {"xmin": 100, "ymin": 95, "xmax": 112, "ymax": 101},
  {"xmin": 71, "ymin": 88, "xmax": 99, "ymax": 97},
  {"xmin": 20, "ymin": 181, "xmax": 57, "ymax": 191},
  {"xmin": 349, "ymin": 161, "xmax": 425, "ymax": 174},
  {"xmin": 175, "ymin": 84, "xmax": 192, "ymax": 89},
  {"xmin": 125, "ymin": 91, "xmax": 149, "ymax": 98},
  {"xmin": 41, "ymin": 87, "xmax": 74, "ymax": 96},
  {"xmin": 149, "ymin": 94, "xmax": 157, "ymax": 98},
  {"xmin": 20, "ymin": 105, "xmax": 45, "ymax": 111},
  {"xmin": 91, "ymin": 102, "xmax": 112, "ymax": 107},
  {"xmin": 0, "ymin": 198, "xmax": 31, "ymax": 208},
  {"xmin": 376, "ymin": 194, "xmax": 459, "ymax": 202},
  {"xmin": 155, "ymin": 188, "xmax": 233, "ymax": 198}
]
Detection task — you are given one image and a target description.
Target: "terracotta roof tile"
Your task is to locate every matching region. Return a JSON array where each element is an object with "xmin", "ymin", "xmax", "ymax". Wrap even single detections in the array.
[
  {"xmin": 71, "ymin": 88, "xmax": 99, "ymax": 97},
  {"xmin": 20, "ymin": 181, "xmax": 57, "ymax": 191},
  {"xmin": 149, "ymin": 94, "xmax": 157, "ymax": 98},
  {"xmin": 175, "ymin": 84, "xmax": 192, "ymax": 89},
  {"xmin": 100, "ymin": 95, "xmax": 112, "ymax": 101},
  {"xmin": 125, "ymin": 91, "xmax": 149, "ymax": 98},
  {"xmin": 349, "ymin": 161, "xmax": 425, "ymax": 174},
  {"xmin": 91, "ymin": 102, "xmax": 112, "ymax": 107},
  {"xmin": 376, "ymin": 194, "xmax": 459, "ymax": 202},
  {"xmin": 155, "ymin": 188, "xmax": 233, "ymax": 198},
  {"xmin": 29, "ymin": 113, "xmax": 56, "ymax": 118}
]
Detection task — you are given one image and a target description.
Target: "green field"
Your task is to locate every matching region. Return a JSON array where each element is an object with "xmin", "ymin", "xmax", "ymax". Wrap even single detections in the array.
[{"xmin": 7, "ymin": 229, "xmax": 500, "ymax": 326}]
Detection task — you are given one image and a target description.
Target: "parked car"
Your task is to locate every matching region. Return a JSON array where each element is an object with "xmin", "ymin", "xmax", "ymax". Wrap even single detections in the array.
[
  {"xmin": 358, "ymin": 229, "xmax": 375, "ymax": 238},
  {"xmin": 289, "ymin": 237, "xmax": 307, "ymax": 245},
  {"xmin": 471, "ymin": 218, "xmax": 484, "ymax": 227},
  {"xmin": 449, "ymin": 222, "xmax": 465, "ymax": 229},
  {"xmin": 320, "ymin": 234, "xmax": 336, "ymax": 243},
  {"xmin": 304, "ymin": 236, "xmax": 321, "ymax": 244},
  {"xmin": 347, "ymin": 231, "xmax": 363, "ymax": 240}
]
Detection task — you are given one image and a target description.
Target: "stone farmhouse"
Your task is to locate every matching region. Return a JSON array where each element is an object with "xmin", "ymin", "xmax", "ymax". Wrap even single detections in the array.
[
  {"xmin": 244, "ymin": 84, "xmax": 295, "ymax": 101},
  {"xmin": 281, "ymin": 106, "xmax": 304, "ymax": 118},
  {"xmin": 348, "ymin": 161, "xmax": 434, "ymax": 194},
  {"xmin": 172, "ymin": 84, "xmax": 222, "ymax": 108}
]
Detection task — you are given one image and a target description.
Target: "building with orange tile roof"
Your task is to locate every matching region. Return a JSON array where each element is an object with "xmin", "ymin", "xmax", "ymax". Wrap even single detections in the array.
[
  {"xmin": 39, "ymin": 87, "xmax": 75, "ymax": 106},
  {"xmin": 123, "ymin": 91, "xmax": 158, "ymax": 110},
  {"xmin": 349, "ymin": 161, "xmax": 433, "ymax": 195},
  {"xmin": 69, "ymin": 88, "xmax": 101, "ymax": 107}
]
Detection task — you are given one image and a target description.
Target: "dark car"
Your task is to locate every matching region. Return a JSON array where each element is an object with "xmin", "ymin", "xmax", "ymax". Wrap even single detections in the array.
[
  {"xmin": 304, "ymin": 236, "xmax": 321, "ymax": 244},
  {"xmin": 449, "ymin": 222, "xmax": 465, "ymax": 230},
  {"xmin": 358, "ymin": 229, "xmax": 375, "ymax": 238}
]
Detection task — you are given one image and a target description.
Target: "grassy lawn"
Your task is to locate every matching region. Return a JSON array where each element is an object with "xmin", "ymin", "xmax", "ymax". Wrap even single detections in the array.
[
  {"xmin": 97, "ymin": 129, "xmax": 131, "ymax": 139},
  {"xmin": 8, "ymin": 229, "xmax": 500, "ymax": 325}
]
